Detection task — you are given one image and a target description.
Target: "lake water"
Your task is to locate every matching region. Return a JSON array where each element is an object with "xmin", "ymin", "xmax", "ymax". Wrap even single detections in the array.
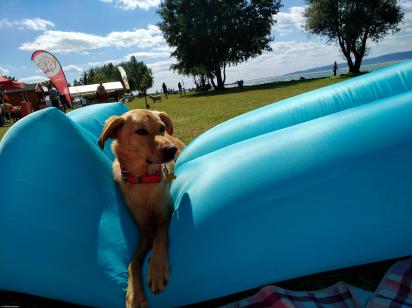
[{"xmin": 241, "ymin": 60, "xmax": 408, "ymax": 87}]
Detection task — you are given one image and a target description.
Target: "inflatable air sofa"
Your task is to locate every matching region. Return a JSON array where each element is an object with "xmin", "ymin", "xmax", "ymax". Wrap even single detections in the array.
[{"xmin": 0, "ymin": 60, "xmax": 411, "ymax": 307}]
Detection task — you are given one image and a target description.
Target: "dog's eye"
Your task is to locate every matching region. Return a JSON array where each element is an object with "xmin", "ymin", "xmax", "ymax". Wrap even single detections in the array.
[
  {"xmin": 135, "ymin": 128, "xmax": 148, "ymax": 136},
  {"xmin": 159, "ymin": 125, "xmax": 165, "ymax": 133}
]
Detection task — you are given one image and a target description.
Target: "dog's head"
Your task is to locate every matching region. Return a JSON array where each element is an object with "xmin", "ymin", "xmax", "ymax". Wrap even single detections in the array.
[{"xmin": 98, "ymin": 109, "xmax": 177, "ymax": 165}]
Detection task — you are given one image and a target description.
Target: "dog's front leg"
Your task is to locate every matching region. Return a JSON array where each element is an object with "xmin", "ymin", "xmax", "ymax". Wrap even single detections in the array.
[
  {"xmin": 148, "ymin": 221, "xmax": 170, "ymax": 294},
  {"xmin": 127, "ymin": 230, "xmax": 153, "ymax": 308}
]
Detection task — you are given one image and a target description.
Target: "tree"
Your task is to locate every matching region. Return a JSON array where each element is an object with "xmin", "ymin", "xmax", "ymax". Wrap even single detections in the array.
[
  {"xmin": 122, "ymin": 56, "xmax": 154, "ymax": 108},
  {"xmin": 42, "ymin": 80, "xmax": 52, "ymax": 88},
  {"xmin": 304, "ymin": 0, "xmax": 404, "ymax": 74},
  {"xmin": 158, "ymin": 0, "xmax": 281, "ymax": 90},
  {"xmin": 76, "ymin": 56, "xmax": 153, "ymax": 100}
]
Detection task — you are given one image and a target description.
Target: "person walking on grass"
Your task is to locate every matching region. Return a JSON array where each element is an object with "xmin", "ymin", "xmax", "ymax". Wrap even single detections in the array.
[{"xmin": 162, "ymin": 82, "xmax": 168, "ymax": 99}]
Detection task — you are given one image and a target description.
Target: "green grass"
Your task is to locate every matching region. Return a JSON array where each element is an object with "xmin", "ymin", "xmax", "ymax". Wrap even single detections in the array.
[
  {"xmin": 124, "ymin": 76, "xmax": 352, "ymax": 144},
  {"xmin": 0, "ymin": 125, "xmax": 8, "ymax": 140},
  {"xmin": 0, "ymin": 76, "xmax": 351, "ymax": 143}
]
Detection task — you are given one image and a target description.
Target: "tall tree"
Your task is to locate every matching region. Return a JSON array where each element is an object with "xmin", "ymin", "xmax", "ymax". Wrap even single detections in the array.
[
  {"xmin": 305, "ymin": 0, "xmax": 404, "ymax": 74},
  {"xmin": 158, "ymin": 0, "xmax": 282, "ymax": 90},
  {"xmin": 76, "ymin": 56, "xmax": 153, "ymax": 98},
  {"xmin": 121, "ymin": 56, "xmax": 154, "ymax": 108}
]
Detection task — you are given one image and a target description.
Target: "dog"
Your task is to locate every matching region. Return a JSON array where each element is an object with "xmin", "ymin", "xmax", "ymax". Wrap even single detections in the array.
[
  {"xmin": 98, "ymin": 109, "xmax": 185, "ymax": 307},
  {"xmin": 149, "ymin": 95, "xmax": 162, "ymax": 103}
]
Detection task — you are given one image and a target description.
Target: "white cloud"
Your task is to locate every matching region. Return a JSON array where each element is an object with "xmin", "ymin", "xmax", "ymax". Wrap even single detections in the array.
[
  {"xmin": 100, "ymin": 0, "xmax": 113, "ymax": 3},
  {"xmin": 0, "ymin": 18, "xmax": 55, "ymax": 31},
  {"xmin": 274, "ymin": 6, "xmax": 306, "ymax": 35},
  {"xmin": 87, "ymin": 48, "xmax": 170, "ymax": 67},
  {"xmin": 0, "ymin": 19, "xmax": 13, "ymax": 28},
  {"xmin": 0, "ymin": 66, "xmax": 10, "ymax": 75},
  {"xmin": 19, "ymin": 25, "xmax": 165, "ymax": 53},
  {"xmin": 367, "ymin": 26, "xmax": 412, "ymax": 57},
  {"xmin": 20, "ymin": 18, "xmax": 55, "ymax": 31},
  {"xmin": 125, "ymin": 50, "xmax": 170, "ymax": 59},
  {"xmin": 63, "ymin": 65, "xmax": 83, "ymax": 73},
  {"xmin": 401, "ymin": 1, "xmax": 412, "ymax": 11},
  {"xmin": 88, "ymin": 59, "xmax": 121, "ymax": 66},
  {"xmin": 225, "ymin": 40, "xmax": 339, "ymax": 80},
  {"xmin": 115, "ymin": 0, "xmax": 160, "ymax": 10},
  {"xmin": 147, "ymin": 59, "xmax": 175, "ymax": 74},
  {"xmin": 18, "ymin": 75, "xmax": 48, "ymax": 84}
]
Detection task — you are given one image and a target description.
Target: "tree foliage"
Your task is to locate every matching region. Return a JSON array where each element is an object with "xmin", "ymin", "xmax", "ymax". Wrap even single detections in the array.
[
  {"xmin": 158, "ymin": 0, "xmax": 281, "ymax": 90},
  {"xmin": 76, "ymin": 56, "xmax": 153, "ymax": 93},
  {"xmin": 305, "ymin": 0, "xmax": 404, "ymax": 73}
]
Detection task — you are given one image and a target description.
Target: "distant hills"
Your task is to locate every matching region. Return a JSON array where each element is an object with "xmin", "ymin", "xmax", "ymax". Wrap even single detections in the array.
[{"xmin": 286, "ymin": 50, "xmax": 412, "ymax": 76}]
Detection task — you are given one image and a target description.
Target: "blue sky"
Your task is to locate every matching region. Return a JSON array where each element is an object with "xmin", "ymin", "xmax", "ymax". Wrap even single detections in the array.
[{"xmin": 1, "ymin": 0, "xmax": 411, "ymax": 92}]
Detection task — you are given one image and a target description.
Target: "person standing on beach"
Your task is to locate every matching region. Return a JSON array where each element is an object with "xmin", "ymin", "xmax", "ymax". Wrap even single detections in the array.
[{"xmin": 333, "ymin": 61, "xmax": 338, "ymax": 77}]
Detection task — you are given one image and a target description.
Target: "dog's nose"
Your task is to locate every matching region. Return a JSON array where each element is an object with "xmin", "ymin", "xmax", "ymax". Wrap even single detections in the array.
[{"xmin": 163, "ymin": 146, "xmax": 177, "ymax": 160}]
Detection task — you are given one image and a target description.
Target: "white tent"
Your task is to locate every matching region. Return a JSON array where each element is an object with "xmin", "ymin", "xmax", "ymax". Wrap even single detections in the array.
[{"xmin": 69, "ymin": 81, "xmax": 124, "ymax": 96}]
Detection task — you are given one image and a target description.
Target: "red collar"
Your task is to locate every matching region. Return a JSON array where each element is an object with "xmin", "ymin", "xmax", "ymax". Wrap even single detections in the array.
[{"xmin": 120, "ymin": 165, "xmax": 162, "ymax": 184}]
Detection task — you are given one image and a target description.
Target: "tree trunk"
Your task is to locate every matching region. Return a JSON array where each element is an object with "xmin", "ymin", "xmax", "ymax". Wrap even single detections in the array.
[
  {"xmin": 214, "ymin": 68, "xmax": 225, "ymax": 90},
  {"xmin": 352, "ymin": 55, "xmax": 362, "ymax": 74},
  {"xmin": 144, "ymin": 92, "xmax": 150, "ymax": 109},
  {"xmin": 351, "ymin": 31, "xmax": 368, "ymax": 74},
  {"xmin": 208, "ymin": 73, "xmax": 217, "ymax": 90},
  {"xmin": 347, "ymin": 58, "xmax": 355, "ymax": 73}
]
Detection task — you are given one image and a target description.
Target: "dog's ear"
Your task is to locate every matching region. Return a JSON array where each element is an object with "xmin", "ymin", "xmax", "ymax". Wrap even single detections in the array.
[
  {"xmin": 156, "ymin": 112, "xmax": 174, "ymax": 135},
  {"xmin": 98, "ymin": 116, "xmax": 125, "ymax": 149}
]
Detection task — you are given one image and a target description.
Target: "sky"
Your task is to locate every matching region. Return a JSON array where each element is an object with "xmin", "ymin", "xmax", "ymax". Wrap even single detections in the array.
[{"xmin": 0, "ymin": 0, "xmax": 411, "ymax": 92}]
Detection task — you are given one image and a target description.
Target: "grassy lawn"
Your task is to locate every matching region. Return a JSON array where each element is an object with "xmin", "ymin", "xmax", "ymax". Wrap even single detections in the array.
[
  {"xmin": 124, "ymin": 76, "xmax": 352, "ymax": 144},
  {"xmin": 0, "ymin": 125, "xmax": 8, "ymax": 141},
  {"xmin": 0, "ymin": 76, "xmax": 351, "ymax": 143}
]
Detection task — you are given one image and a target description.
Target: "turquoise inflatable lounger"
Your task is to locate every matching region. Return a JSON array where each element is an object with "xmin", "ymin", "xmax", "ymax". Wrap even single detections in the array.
[{"xmin": 0, "ymin": 60, "xmax": 411, "ymax": 307}]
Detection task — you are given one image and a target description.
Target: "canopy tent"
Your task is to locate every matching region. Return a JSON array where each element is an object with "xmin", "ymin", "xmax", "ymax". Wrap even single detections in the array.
[
  {"xmin": 1, "ymin": 77, "xmax": 29, "ymax": 106},
  {"xmin": 69, "ymin": 82, "xmax": 124, "ymax": 96},
  {"xmin": 0, "ymin": 77, "xmax": 24, "ymax": 92}
]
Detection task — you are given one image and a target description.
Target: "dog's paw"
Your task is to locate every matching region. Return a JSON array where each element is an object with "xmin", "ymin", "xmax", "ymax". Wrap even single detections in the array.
[
  {"xmin": 126, "ymin": 293, "xmax": 148, "ymax": 308},
  {"xmin": 147, "ymin": 256, "xmax": 169, "ymax": 295},
  {"xmin": 126, "ymin": 286, "xmax": 148, "ymax": 308}
]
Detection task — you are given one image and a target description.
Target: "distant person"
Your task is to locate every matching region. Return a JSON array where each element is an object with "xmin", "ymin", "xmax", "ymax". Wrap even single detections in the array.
[
  {"xmin": 333, "ymin": 61, "xmax": 338, "ymax": 77},
  {"xmin": 60, "ymin": 94, "xmax": 69, "ymax": 113},
  {"xmin": 48, "ymin": 85, "xmax": 60, "ymax": 108},
  {"xmin": 34, "ymin": 84, "xmax": 46, "ymax": 110},
  {"xmin": 178, "ymin": 82, "xmax": 182, "ymax": 95},
  {"xmin": 0, "ymin": 101, "xmax": 4, "ymax": 126},
  {"xmin": 237, "ymin": 80, "xmax": 244, "ymax": 89},
  {"xmin": 96, "ymin": 83, "xmax": 108, "ymax": 103},
  {"xmin": 162, "ymin": 82, "xmax": 168, "ymax": 99},
  {"xmin": 80, "ymin": 96, "xmax": 87, "ymax": 106}
]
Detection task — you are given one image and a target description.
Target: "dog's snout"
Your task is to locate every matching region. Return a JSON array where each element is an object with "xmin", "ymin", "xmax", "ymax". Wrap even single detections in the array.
[{"xmin": 163, "ymin": 146, "xmax": 177, "ymax": 159}]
